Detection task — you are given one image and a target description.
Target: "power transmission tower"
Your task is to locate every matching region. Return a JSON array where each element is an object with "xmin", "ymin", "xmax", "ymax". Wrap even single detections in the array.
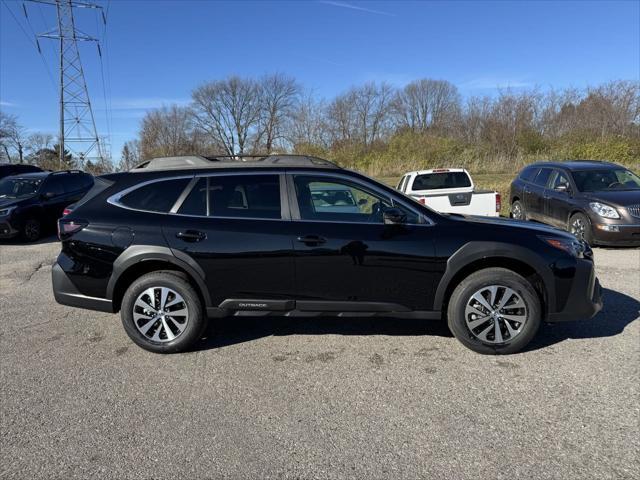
[{"xmin": 27, "ymin": 0, "xmax": 106, "ymax": 169}]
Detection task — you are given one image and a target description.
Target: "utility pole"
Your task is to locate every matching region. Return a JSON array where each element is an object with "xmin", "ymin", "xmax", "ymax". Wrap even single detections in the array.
[{"xmin": 28, "ymin": 0, "xmax": 105, "ymax": 169}]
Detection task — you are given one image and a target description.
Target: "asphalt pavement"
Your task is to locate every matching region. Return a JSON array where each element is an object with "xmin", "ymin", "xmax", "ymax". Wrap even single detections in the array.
[{"xmin": 0, "ymin": 237, "xmax": 638, "ymax": 479}]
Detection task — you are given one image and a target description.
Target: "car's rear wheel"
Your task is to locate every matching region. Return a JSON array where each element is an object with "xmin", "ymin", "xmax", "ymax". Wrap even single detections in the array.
[
  {"xmin": 511, "ymin": 200, "xmax": 526, "ymax": 220},
  {"xmin": 569, "ymin": 212, "xmax": 593, "ymax": 244},
  {"xmin": 121, "ymin": 272, "xmax": 206, "ymax": 353},
  {"xmin": 22, "ymin": 218, "xmax": 41, "ymax": 242},
  {"xmin": 447, "ymin": 268, "xmax": 541, "ymax": 354}
]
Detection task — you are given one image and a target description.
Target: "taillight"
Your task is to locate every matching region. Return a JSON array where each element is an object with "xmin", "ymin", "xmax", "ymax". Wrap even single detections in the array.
[
  {"xmin": 418, "ymin": 198, "xmax": 426, "ymax": 205},
  {"xmin": 57, "ymin": 219, "xmax": 87, "ymax": 240},
  {"xmin": 496, "ymin": 193, "xmax": 502, "ymax": 213},
  {"xmin": 63, "ymin": 208, "xmax": 72, "ymax": 216}
]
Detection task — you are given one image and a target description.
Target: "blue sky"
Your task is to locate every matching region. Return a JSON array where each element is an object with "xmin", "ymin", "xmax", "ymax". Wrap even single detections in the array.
[{"xmin": 1, "ymin": 0, "xmax": 639, "ymax": 160}]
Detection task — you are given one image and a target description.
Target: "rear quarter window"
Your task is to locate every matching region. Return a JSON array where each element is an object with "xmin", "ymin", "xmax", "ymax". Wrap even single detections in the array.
[
  {"xmin": 519, "ymin": 167, "xmax": 539, "ymax": 182},
  {"xmin": 119, "ymin": 178, "xmax": 191, "ymax": 213}
]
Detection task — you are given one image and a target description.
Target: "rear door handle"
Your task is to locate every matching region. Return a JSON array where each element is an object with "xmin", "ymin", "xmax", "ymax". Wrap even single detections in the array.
[
  {"xmin": 297, "ymin": 235, "xmax": 327, "ymax": 246},
  {"xmin": 176, "ymin": 230, "xmax": 206, "ymax": 242}
]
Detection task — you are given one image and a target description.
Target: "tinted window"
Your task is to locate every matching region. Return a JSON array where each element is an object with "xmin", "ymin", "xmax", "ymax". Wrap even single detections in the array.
[
  {"xmin": 43, "ymin": 176, "xmax": 65, "ymax": 196},
  {"xmin": 65, "ymin": 174, "xmax": 93, "ymax": 192},
  {"xmin": 178, "ymin": 178, "xmax": 207, "ymax": 216},
  {"xmin": 0, "ymin": 177, "xmax": 42, "ymax": 198},
  {"xmin": 120, "ymin": 178, "xmax": 190, "ymax": 212},
  {"xmin": 412, "ymin": 172, "xmax": 471, "ymax": 190},
  {"xmin": 519, "ymin": 167, "xmax": 539, "ymax": 182},
  {"xmin": 549, "ymin": 170, "xmax": 570, "ymax": 190},
  {"xmin": 178, "ymin": 175, "xmax": 281, "ymax": 219},
  {"xmin": 532, "ymin": 168, "xmax": 553, "ymax": 187},
  {"xmin": 572, "ymin": 169, "xmax": 640, "ymax": 192}
]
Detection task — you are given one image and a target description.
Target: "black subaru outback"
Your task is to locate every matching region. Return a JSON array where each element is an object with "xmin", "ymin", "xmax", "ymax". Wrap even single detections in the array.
[{"xmin": 52, "ymin": 155, "xmax": 602, "ymax": 354}]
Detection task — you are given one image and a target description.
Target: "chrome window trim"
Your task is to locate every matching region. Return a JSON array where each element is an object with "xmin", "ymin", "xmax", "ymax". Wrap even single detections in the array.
[
  {"xmin": 289, "ymin": 170, "xmax": 435, "ymax": 226},
  {"xmin": 106, "ymin": 175, "xmax": 195, "ymax": 215},
  {"xmin": 106, "ymin": 169, "xmax": 435, "ymax": 226}
]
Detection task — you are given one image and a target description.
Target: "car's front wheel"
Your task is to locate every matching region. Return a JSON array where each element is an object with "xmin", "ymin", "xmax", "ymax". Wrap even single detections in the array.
[
  {"xmin": 569, "ymin": 212, "xmax": 593, "ymax": 244},
  {"xmin": 22, "ymin": 218, "xmax": 41, "ymax": 242},
  {"xmin": 121, "ymin": 271, "xmax": 206, "ymax": 353},
  {"xmin": 447, "ymin": 268, "xmax": 541, "ymax": 354}
]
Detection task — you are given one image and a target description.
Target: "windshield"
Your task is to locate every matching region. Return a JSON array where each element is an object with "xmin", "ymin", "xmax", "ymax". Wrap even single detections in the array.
[
  {"xmin": 412, "ymin": 172, "xmax": 471, "ymax": 190},
  {"xmin": 572, "ymin": 169, "xmax": 640, "ymax": 192},
  {"xmin": 0, "ymin": 178, "xmax": 43, "ymax": 199}
]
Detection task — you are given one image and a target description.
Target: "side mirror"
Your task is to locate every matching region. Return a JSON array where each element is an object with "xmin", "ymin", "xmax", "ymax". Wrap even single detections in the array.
[
  {"xmin": 41, "ymin": 191, "xmax": 56, "ymax": 200},
  {"xmin": 383, "ymin": 208, "xmax": 407, "ymax": 225},
  {"xmin": 358, "ymin": 198, "xmax": 368, "ymax": 206},
  {"xmin": 555, "ymin": 184, "xmax": 570, "ymax": 193}
]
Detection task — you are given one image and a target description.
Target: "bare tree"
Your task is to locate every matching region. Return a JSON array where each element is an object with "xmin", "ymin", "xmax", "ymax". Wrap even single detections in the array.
[
  {"xmin": 191, "ymin": 76, "xmax": 262, "ymax": 156},
  {"xmin": 255, "ymin": 73, "xmax": 300, "ymax": 153},
  {"xmin": 118, "ymin": 140, "xmax": 140, "ymax": 171},
  {"xmin": 392, "ymin": 79, "xmax": 461, "ymax": 132},
  {"xmin": 327, "ymin": 82, "xmax": 394, "ymax": 147},
  {"xmin": 288, "ymin": 91, "xmax": 330, "ymax": 150},
  {"xmin": 140, "ymin": 105, "xmax": 199, "ymax": 159},
  {"xmin": 0, "ymin": 112, "xmax": 28, "ymax": 162}
]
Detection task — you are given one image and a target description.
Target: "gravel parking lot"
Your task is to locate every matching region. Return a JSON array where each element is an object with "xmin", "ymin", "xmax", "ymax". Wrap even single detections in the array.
[{"xmin": 1, "ymin": 238, "xmax": 638, "ymax": 479}]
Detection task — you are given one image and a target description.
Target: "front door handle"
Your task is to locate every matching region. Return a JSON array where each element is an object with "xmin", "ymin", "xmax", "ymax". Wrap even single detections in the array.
[
  {"xmin": 176, "ymin": 230, "xmax": 206, "ymax": 242},
  {"xmin": 297, "ymin": 235, "xmax": 327, "ymax": 246}
]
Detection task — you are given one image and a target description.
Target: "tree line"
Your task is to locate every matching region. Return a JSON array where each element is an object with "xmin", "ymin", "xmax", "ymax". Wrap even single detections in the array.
[
  {"xmin": 128, "ymin": 75, "xmax": 639, "ymax": 174},
  {"xmin": 2, "ymin": 76, "xmax": 639, "ymax": 175}
]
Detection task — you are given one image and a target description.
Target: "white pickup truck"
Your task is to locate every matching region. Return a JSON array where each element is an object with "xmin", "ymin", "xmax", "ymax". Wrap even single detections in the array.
[{"xmin": 396, "ymin": 168, "xmax": 501, "ymax": 217}]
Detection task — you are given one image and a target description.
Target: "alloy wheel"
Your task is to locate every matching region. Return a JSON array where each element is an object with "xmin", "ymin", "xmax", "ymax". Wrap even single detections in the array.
[
  {"xmin": 512, "ymin": 203, "xmax": 523, "ymax": 220},
  {"xmin": 24, "ymin": 220, "xmax": 40, "ymax": 241},
  {"xmin": 133, "ymin": 287, "xmax": 189, "ymax": 342},
  {"xmin": 571, "ymin": 218, "xmax": 586, "ymax": 240},
  {"xmin": 464, "ymin": 285, "xmax": 528, "ymax": 344}
]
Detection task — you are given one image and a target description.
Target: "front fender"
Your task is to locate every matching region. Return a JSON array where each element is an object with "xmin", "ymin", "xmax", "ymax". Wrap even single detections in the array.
[{"xmin": 433, "ymin": 241, "xmax": 555, "ymax": 313}]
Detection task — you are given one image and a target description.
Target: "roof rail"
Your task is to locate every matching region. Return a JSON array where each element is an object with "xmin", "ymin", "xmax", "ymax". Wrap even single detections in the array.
[
  {"xmin": 131, "ymin": 154, "xmax": 341, "ymax": 171},
  {"xmin": 51, "ymin": 169, "xmax": 84, "ymax": 174}
]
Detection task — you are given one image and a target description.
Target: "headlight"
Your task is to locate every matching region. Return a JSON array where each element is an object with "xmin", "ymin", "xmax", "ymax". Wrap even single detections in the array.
[
  {"xmin": 539, "ymin": 236, "xmax": 587, "ymax": 258},
  {"xmin": 589, "ymin": 202, "xmax": 620, "ymax": 219},
  {"xmin": 0, "ymin": 206, "xmax": 16, "ymax": 217}
]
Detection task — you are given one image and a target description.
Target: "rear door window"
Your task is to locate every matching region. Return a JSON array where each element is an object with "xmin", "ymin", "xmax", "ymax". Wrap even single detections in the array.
[
  {"xmin": 519, "ymin": 167, "xmax": 539, "ymax": 182},
  {"xmin": 119, "ymin": 178, "xmax": 191, "ymax": 212},
  {"xmin": 65, "ymin": 174, "xmax": 92, "ymax": 192},
  {"xmin": 532, "ymin": 168, "xmax": 553, "ymax": 187},
  {"xmin": 178, "ymin": 174, "xmax": 281, "ymax": 219},
  {"xmin": 43, "ymin": 176, "xmax": 65, "ymax": 197}
]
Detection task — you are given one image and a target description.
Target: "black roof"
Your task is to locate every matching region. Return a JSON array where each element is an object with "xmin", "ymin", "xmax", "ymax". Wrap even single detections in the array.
[
  {"xmin": 528, "ymin": 160, "xmax": 624, "ymax": 171},
  {"xmin": 130, "ymin": 155, "xmax": 340, "ymax": 172}
]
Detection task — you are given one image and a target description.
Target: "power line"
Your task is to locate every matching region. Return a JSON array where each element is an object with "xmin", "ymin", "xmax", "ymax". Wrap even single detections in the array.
[
  {"xmin": 1, "ymin": 0, "xmax": 57, "ymax": 92},
  {"xmin": 28, "ymin": 0, "xmax": 107, "ymax": 168}
]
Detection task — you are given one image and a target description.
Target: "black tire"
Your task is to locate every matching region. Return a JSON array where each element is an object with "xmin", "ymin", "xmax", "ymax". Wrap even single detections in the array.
[
  {"xmin": 21, "ymin": 218, "xmax": 41, "ymax": 242},
  {"xmin": 511, "ymin": 200, "xmax": 526, "ymax": 220},
  {"xmin": 447, "ymin": 267, "xmax": 541, "ymax": 355},
  {"xmin": 121, "ymin": 271, "xmax": 206, "ymax": 353},
  {"xmin": 568, "ymin": 212, "xmax": 593, "ymax": 245}
]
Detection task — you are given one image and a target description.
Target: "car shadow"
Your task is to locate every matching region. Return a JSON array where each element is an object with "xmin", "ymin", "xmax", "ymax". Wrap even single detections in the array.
[
  {"xmin": 0, "ymin": 234, "xmax": 58, "ymax": 246},
  {"xmin": 192, "ymin": 288, "xmax": 638, "ymax": 353},
  {"xmin": 524, "ymin": 288, "xmax": 639, "ymax": 351},
  {"xmin": 193, "ymin": 315, "xmax": 453, "ymax": 352}
]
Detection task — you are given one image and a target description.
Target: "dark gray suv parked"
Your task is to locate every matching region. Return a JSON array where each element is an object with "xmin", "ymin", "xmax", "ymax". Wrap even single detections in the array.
[{"xmin": 510, "ymin": 160, "xmax": 640, "ymax": 246}]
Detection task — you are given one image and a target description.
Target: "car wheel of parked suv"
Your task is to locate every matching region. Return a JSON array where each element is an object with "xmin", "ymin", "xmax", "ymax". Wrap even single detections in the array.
[
  {"xmin": 511, "ymin": 200, "xmax": 526, "ymax": 220},
  {"xmin": 22, "ymin": 218, "xmax": 41, "ymax": 242},
  {"xmin": 569, "ymin": 212, "xmax": 593, "ymax": 244},
  {"xmin": 447, "ymin": 268, "xmax": 541, "ymax": 354},
  {"xmin": 121, "ymin": 272, "xmax": 206, "ymax": 353}
]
